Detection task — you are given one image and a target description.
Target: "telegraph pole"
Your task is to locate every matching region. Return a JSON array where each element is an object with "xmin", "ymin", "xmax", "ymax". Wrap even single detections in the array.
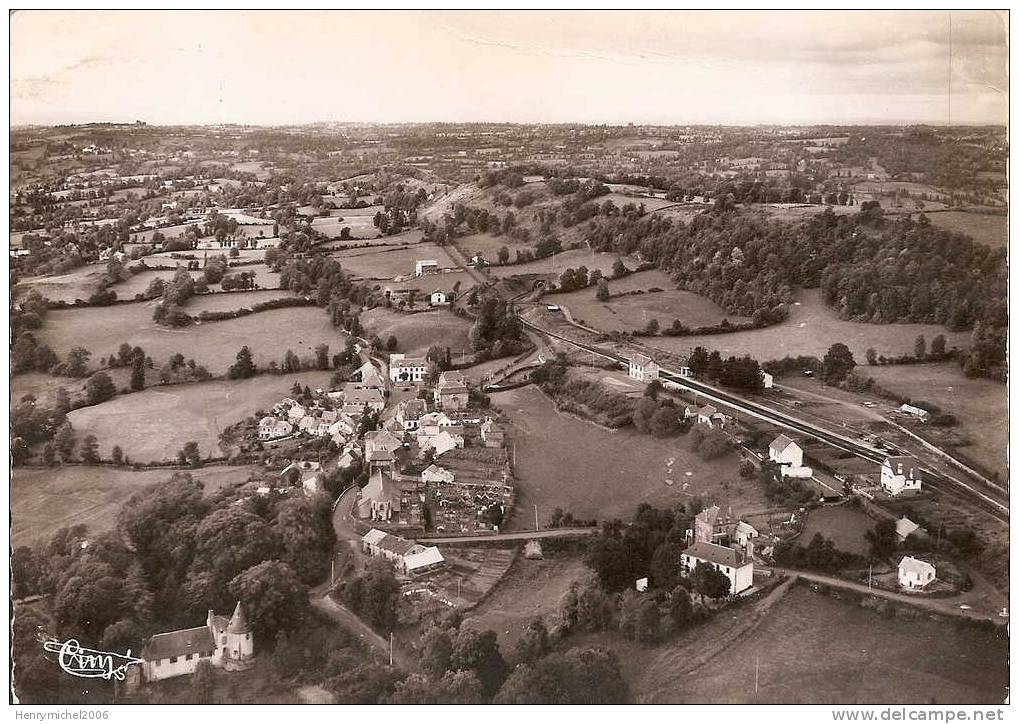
[
  {"xmin": 389, "ymin": 632, "xmax": 393, "ymax": 667},
  {"xmin": 534, "ymin": 504, "xmax": 539, "ymax": 531}
]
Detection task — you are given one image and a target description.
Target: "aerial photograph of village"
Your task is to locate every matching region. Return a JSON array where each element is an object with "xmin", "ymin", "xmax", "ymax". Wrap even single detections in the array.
[{"xmin": 7, "ymin": 8, "xmax": 1011, "ymax": 712}]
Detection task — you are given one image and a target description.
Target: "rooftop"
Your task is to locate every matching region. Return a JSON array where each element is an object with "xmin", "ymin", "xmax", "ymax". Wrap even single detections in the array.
[
  {"xmin": 683, "ymin": 541, "xmax": 748, "ymax": 568},
  {"xmin": 143, "ymin": 625, "xmax": 214, "ymax": 661}
]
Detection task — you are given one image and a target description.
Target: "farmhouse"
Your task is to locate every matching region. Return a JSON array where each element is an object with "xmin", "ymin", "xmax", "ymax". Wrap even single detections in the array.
[
  {"xmin": 685, "ymin": 404, "xmax": 727, "ymax": 428},
  {"xmin": 361, "ymin": 529, "xmax": 446, "ymax": 576},
  {"xmin": 435, "ymin": 370, "xmax": 469, "ymax": 410},
  {"xmin": 880, "ymin": 456, "xmax": 923, "ymax": 496},
  {"xmin": 389, "ymin": 354, "xmax": 428, "ymax": 383},
  {"xmin": 680, "ymin": 541, "xmax": 754, "ymax": 596},
  {"xmin": 898, "ymin": 556, "xmax": 936, "ymax": 589},
  {"xmin": 628, "ymin": 353, "xmax": 659, "ymax": 382},
  {"xmin": 768, "ymin": 435, "xmax": 813, "ymax": 478},
  {"xmin": 140, "ymin": 602, "xmax": 254, "ymax": 683}
]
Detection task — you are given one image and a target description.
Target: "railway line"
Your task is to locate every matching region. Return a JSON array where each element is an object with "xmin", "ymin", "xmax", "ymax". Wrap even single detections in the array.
[{"xmin": 517, "ymin": 316, "xmax": 1010, "ymax": 524}]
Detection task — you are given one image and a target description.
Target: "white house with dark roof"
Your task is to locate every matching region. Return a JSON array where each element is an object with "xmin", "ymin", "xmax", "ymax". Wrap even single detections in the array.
[
  {"xmin": 680, "ymin": 541, "xmax": 754, "ymax": 595},
  {"xmin": 141, "ymin": 602, "xmax": 254, "ymax": 683},
  {"xmin": 628, "ymin": 353, "xmax": 659, "ymax": 382},
  {"xmin": 768, "ymin": 435, "xmax": 812, "ymax": 478},
  {"xmin": 881, "ymin": 456, "xmax": 923, "ymax": 496},
  {"xmin": 389, "ymin": 353, "xmax": 428, "ymax": 383}
]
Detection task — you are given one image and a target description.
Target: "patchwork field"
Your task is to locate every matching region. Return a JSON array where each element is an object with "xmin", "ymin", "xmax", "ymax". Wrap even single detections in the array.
[
  {"xmin": 492, "ymin": 385, "xmax": 764, "ymax": 526},
  {"xmin": 599, "ymin": 193, "xmax": 676, "ymax": 211},
  {"xmin": 548, "ymin": 269, "xmax": 750, "ymax": 332},
  {"xmin": 112, "ymin": 264, "xmax": 281, "ymax": 298},
  {"xmin": 11, "ymin": 464, "xmax": 260, "ymax": 547},
  {"xmin": 490, "ymin": 248, "xmax": 624, "ymax": 280},
  {"xmin": 360, "ymin": 307, "xmax": 473, "ymax": 356},
  {"xmin": 863, "ymin": 363, "xmax": 1008, "ymax": 478},
  {"xmin": 923, "ymin": 211, "xmax": 1007, "ymax": 249},
  {"xmin": 38, "ymin": 305, "xmax": 346, "ymax": 374},
  {"xmin": 311, "ymin": 214, "xmax": 379, "ymax": 239},
  {"xmin": 641, "ymin": 289, "xmax": 971, "ymax": 363},
  {"xmin": 14, "ymin": 265, "xmax": 107, "ymax": 303},
  {"xmin": 128, "ymin": 223, "xmax": 194, "ymax": 243},
  {"xmin": 319, "ymin": 229, "xmax": 424, "ymax": 252},
  {"xmin": 635, "ymin": 585, "xmax": 1007, "ymax": 704},
  {"xmin": 67, "ymin": 371, "xmax": 335, "ymax": 462},
  {"xmin": 331, "ymin": 243, "xmax": 458, "ymax": 279},
  {"xmin": 185, "ymin": 289, "xmax": 301, "ymax": 314}
]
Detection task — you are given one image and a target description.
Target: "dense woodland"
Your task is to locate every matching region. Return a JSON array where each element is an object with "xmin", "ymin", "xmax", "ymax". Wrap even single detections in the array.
[{"xmin": 579, "ymin": 203, "xmax": 1006, "ymax": 379}]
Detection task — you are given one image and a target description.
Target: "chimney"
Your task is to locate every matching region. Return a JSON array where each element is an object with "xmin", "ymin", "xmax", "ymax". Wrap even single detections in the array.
[{"xmin": 207, "ymin": 609, "xmax": 215, "ymax": 629}]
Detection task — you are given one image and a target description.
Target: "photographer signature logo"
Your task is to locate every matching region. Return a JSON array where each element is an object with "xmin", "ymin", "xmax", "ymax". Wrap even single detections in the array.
[{"xmin": 42, "ymin": 639, "xmax": 143, "ymax": 680}]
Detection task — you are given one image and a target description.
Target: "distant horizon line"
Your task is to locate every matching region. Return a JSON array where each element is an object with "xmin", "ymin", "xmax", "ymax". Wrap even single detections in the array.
[{"xmin": 11, "ymin": 120, "xmax": 1007, "ymax": 130}]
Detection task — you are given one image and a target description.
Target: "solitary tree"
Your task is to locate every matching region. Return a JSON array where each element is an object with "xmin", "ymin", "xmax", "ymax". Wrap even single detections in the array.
[
  {"xmin": 80, "ymin": 435, "xmax": 100, "ymax": 464},
  {"xmin": 229, "ymin": 346, "xmax": 257, "ymax": 379},
  {"xmin": 130, "ymin": 351, "xmax": 145, "ymax": 391},
  {"xmin": 821, "ymin": 343, "xmax": 856, "ymax": 384},
  {"xmin": 914, "ymin": 335, "xmax": 926, "ymax": 360},
  {"xmin": 85, "ymin": 372, "xmax": 116, "ymax": 405}
]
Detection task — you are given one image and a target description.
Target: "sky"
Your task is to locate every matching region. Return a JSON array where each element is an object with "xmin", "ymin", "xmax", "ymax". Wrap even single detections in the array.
[{"xmin": 9, "ymin": 10, "xmax": 1009, "ymax": 127}]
